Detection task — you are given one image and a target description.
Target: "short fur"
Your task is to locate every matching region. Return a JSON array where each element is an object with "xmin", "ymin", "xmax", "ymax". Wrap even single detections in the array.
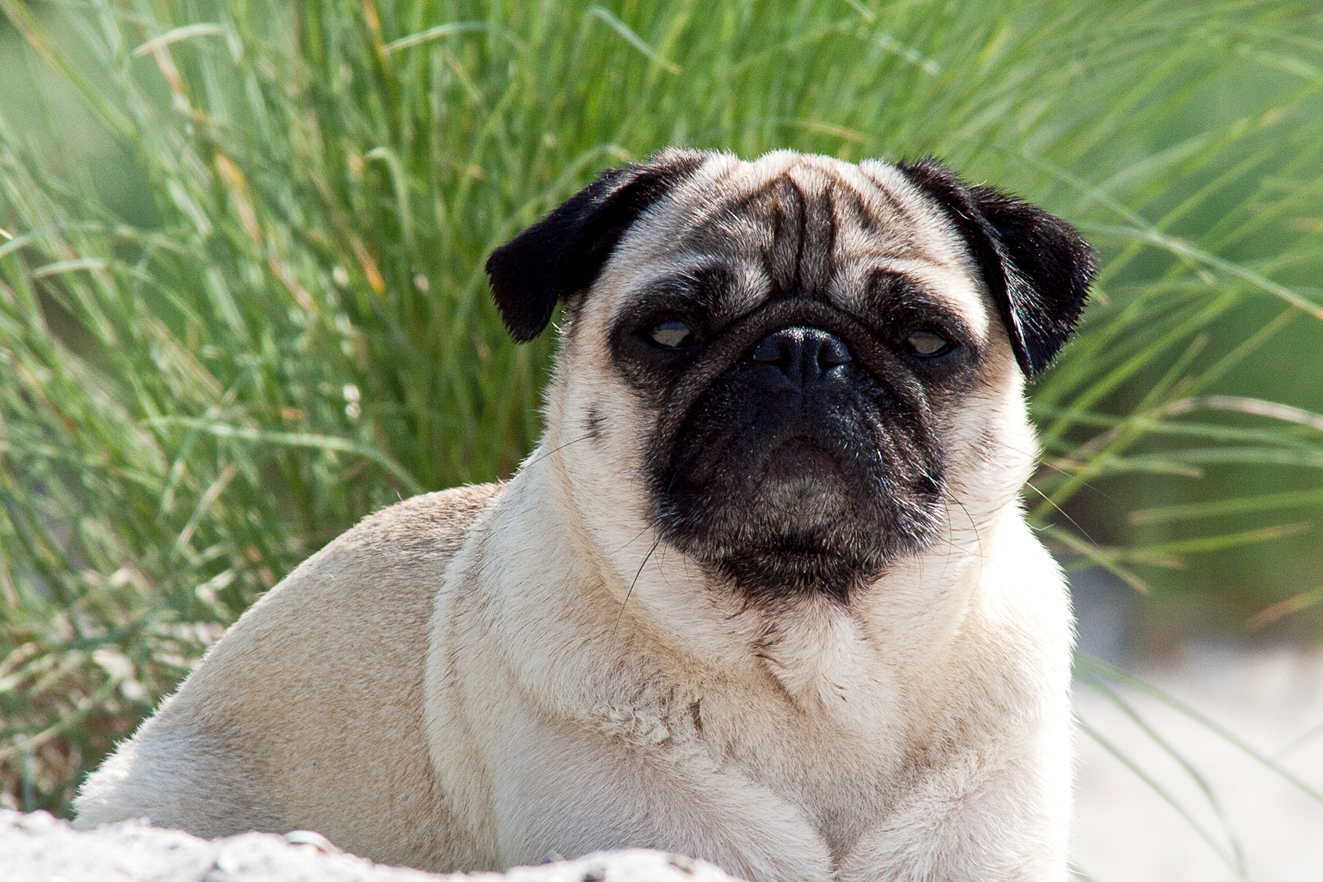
[{"xmin": 76, "ymin": 150, "xmax": 1094, "ymax": 882}]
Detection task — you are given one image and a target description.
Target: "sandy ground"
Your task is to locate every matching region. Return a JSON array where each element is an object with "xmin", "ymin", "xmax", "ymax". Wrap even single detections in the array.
[
  {"xmin": 1070, "ymin": 644, "xmax": 1323, "ymax": 882},
  {"xmin": 0, "ymin": 810, "xmax": 740, "ymax": 882}
]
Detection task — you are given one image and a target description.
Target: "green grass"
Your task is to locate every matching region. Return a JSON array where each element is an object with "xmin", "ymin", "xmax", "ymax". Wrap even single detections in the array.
[{"xmin": 1, "ymin": 0, "xmax": 1322, "ymax": 843}]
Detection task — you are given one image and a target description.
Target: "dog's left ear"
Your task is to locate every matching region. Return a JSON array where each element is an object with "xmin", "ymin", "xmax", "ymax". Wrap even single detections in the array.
[
  {"xmin": 485, "ymin": 149, "xmax": 709, "ymax": 342},
  {"xmin": 898, "ymin": 159, "xmax": 1096, "ymax": 379}
]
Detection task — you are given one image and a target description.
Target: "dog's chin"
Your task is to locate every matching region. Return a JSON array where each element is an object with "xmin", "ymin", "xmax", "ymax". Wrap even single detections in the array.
[
  {"xmin": 717, "ymin": 543, "xmax": 876, "ymax": 606},
  {"xmin": 655, "ymin": 440, "xmax": 943, "ymax": 605}
]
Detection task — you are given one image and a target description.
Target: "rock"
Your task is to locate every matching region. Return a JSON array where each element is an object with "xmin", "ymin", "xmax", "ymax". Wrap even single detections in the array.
[{"xmin": 0, "ymin": 809, "xmax": 747, "ymax": 882}]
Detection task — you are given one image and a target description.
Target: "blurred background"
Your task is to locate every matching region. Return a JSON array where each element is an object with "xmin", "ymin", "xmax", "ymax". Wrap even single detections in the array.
[{"xmin": 1, "ymin": 1, "xmax": 1321, "ymax": 878}]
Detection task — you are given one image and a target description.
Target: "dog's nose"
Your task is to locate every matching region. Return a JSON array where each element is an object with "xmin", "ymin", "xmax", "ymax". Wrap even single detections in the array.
[{"xmin": 750, "ymin": 327, "xmax": 853, "ymax": 386}]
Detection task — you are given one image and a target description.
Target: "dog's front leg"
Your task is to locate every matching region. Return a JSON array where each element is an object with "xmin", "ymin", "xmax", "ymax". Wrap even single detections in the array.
[{"xmin": 834, "ymin": 733, "xmax": 1071, "ymax": 882}]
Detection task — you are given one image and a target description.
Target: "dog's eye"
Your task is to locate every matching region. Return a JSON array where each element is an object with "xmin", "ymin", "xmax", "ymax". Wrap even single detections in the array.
[
  {"xmin": 648, "ymin": 319, "xmax": 694, "ymax": 349},
  {"xmin": 904, "ymin": 330, "xmax": 956, "ymax": 357}
]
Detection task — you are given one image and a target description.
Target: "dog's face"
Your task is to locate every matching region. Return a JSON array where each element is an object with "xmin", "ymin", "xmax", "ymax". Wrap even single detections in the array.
[{"xmin": 486, "ymin": 150, "xmax": 1094, "ymax": 610}]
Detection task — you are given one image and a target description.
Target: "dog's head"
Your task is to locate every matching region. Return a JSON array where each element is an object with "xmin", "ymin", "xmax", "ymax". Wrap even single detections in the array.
[{"xmin": 486, "ymin": 150, "xmax": 1094, "ymax": 606}]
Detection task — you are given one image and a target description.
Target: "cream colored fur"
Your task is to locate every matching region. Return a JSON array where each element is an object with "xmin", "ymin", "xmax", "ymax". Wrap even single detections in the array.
[{"xmin": 76, "ymin": 152, "xmax": 1077, "ymax": 881}]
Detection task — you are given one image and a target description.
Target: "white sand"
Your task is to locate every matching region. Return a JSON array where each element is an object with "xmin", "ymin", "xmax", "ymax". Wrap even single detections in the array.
[{"xmin": 1071, "ymin": 645, "xmax": 1323, "ymax": 882}]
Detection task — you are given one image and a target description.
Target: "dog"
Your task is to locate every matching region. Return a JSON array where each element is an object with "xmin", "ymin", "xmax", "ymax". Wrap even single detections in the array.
[{"xmin": 74, "ymin": 149, "xmax": 1095, "ymax": 881}]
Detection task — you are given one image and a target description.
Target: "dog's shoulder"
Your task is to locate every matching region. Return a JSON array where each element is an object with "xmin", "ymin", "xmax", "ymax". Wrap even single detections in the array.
[
  {"xmin": 324, "ymin": 481, "xmax": 505, "ymax": 562},
  {"xmin": 212, "ymin": 481, "xmax": 505, "ymax": 631},
  {"xmin": 260, "ymin": 481, "xmax": 501, "ymax": 597},
  {"xmin": 201, "ymin": 481, "xmax": 507, "ymax": 664}
]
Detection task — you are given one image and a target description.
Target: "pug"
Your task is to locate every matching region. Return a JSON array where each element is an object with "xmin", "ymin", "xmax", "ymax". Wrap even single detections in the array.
[{"xmin": 74, "ymin": 149, "xmax": 1095, "ymax": 882}]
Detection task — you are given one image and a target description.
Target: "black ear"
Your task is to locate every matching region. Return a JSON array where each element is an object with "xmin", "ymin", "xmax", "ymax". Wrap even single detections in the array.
[
  {"xmin": 485, "ymin": 149, "xmax": 709, "ymax": 342},
  {"xmin": 897, "ymin": 158, "xmax": 1096, "ymax": 378}
]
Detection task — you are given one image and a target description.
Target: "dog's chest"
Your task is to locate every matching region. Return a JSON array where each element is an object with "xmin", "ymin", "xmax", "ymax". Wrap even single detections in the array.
[{"xmin": 675, "ymin": 669, "xmax": 911, "ymax": 859}]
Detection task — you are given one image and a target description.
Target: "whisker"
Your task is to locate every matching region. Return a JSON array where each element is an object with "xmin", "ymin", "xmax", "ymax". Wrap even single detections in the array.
[
  {"xmin": 519, "ymin": 433, "xmax": 596, "ymax": 472},
  {"xmin": 1005, "ymin": 438, "xmax": 1114, "ymax": 502},
  {"xmin": 608, "ymin": 523, "xmax": 657, "ymax": 555},
  {"xmin": 612, "ymin": 535, "xmax": 662, "ymax": 638},
  {"xmin": 1024, "ymin": 480, "xmax": 1098, "ymax": 547}
]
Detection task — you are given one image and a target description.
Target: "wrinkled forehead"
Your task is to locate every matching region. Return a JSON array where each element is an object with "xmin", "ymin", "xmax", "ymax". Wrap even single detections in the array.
[{"xmin": 598, "ymin": 151, "xmax": 992, "ymax": 335}]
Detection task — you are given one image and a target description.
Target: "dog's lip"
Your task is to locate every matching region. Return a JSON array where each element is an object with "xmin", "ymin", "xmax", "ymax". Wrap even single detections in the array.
[
  {"xmin": 757, "ymin": 546, "xmax": 831, "ymax": 560},
  {"xmin": 760, "ymin": 436, "xmax": 845, "ymax": 483},
  {"xmin": 743, "ymin": 530, "xmax": 840, "ymax": 561}
]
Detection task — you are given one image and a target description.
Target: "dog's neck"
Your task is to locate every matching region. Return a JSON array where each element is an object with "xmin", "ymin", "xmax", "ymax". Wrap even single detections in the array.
[{"xmin": 478, "ymin": 442, "xmax": 1022, "ymax": 730}]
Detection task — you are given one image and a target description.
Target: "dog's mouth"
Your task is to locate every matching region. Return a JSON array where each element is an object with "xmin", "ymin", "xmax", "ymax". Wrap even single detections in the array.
[
  {"xmin": 750, "ymin": 437, "xmax": 853, "ymax": 528},
  {"xmin": 645, "ymin": 302, "xmax": 947, "ymax": 604},
  {"xmin": 763, "ymin": 437, "xmax": 844, "ymax": 483}
]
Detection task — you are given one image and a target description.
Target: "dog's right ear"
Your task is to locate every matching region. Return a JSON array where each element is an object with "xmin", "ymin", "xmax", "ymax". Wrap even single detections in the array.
[{"xmin": 485, "ymin": 149, "xmax": 709, "ymax": 342}]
